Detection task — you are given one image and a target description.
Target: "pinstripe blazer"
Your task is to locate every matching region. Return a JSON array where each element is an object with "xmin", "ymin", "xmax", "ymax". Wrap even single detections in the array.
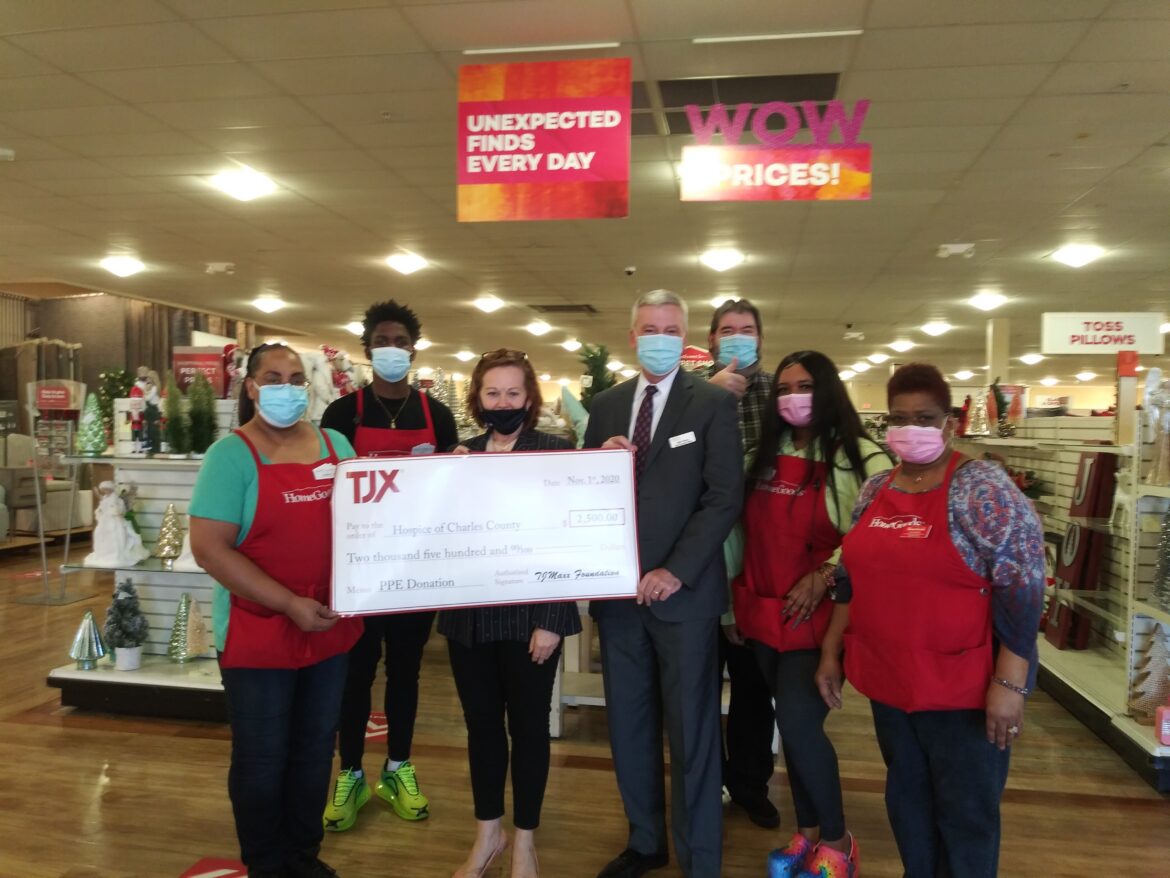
[{"xmin": 436, "ymin": 428, "xmax": 584, "ymax": 647}]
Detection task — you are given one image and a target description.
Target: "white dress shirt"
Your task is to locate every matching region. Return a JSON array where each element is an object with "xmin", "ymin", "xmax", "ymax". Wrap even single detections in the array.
[{"xmin": 627, "ymin": 367, "xmax": 680, "ymax": 442}]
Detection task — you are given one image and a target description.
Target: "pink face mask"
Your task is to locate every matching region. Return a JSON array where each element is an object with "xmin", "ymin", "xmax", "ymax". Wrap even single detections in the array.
[
  {"xmin": 886, "ymin": 423, "xmax": 949, "ymax": 465},
  {"xmin": 777, "ymin": 393, "xmax": 813, "ymax": 427}
]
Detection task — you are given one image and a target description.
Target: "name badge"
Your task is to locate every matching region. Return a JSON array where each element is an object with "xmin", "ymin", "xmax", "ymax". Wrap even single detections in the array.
[
  {"xmin": 312, "ymin": 462, "xmax": 337, "ymax": 481},
  {"xmin": 902, "ymin": 524, "xmax": 932, "ymax": 539},
  {"xmin": 410, "ymin": 443, "xmax": 436, "ymax": 456},
  {"xmin": 669, "ymin": 431, "xmax": 697, "ymax": 449}
]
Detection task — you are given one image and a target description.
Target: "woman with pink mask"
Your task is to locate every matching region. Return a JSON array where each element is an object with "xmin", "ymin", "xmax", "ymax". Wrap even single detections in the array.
[
  {"xmin": 734, "ymin": 350, "xmax": 887, "ymax": 878},
  {"xmin": 816, "ymin": 363, "xmax": 1044, "ymax": 878}
]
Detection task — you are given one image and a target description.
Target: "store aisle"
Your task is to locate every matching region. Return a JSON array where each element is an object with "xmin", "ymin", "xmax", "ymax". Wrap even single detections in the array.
[{"xmin": 0, "ymin": 548, "xmax": 1166, "ymax": 877}]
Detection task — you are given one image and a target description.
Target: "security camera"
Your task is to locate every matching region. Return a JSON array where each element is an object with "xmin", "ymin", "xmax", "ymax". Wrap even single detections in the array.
[{"xmin": 624, "ymin": 266, "xmax": 637, "ymax": 276}]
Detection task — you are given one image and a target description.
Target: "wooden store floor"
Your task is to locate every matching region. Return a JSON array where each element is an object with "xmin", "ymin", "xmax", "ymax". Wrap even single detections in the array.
[{"xmin": 2, "ymin": 547, "xmax": 1167, "ymax": 878}]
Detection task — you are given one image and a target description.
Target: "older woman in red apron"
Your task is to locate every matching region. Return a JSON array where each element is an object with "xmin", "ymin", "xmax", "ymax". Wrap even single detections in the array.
[
  {"xmin": 816, "ymin": 364, "xmax": 1045, "ymax": 878},
  {"xmin": 191, "ymin": 343, "xmax": 362, "ymax": 878}
]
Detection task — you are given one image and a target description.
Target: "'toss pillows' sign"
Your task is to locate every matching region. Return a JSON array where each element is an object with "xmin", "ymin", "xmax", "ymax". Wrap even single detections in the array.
[
  {"xmin": 680, "ymin": 99, "xmax": 871, "ymax": 202},
  {"xmin": 1040, "ymin": 313, "xmax": 1165, "ymax": 356}
]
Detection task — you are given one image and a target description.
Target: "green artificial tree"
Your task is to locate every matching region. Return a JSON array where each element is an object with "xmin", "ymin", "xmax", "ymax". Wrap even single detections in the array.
[
  {"xmin": 163, "ymin": 372, "xmax": 191, "ymax": 456},
  {"xmin": 188, "ymin": 373, "xmax": 217, "ymax": 455},
  {"xmin": 578, "ymin": 343, "xmax": 616, "ymax": 412},
  {"xmin": 97, "ymin": 368, "xmax": 134, "ymax": 445},
  {"xmin": 103, "ymin": 579, "xmax": 148, "ymax": 650},
  {"xmin": 76, "ymin": 392, "xmax": 107, "ymax": 455}
]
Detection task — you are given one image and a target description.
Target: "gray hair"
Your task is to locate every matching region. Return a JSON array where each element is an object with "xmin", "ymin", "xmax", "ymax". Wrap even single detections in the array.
[{"xmin": 631, "ymin": 289, "xmax": 689, "ymax": 328}]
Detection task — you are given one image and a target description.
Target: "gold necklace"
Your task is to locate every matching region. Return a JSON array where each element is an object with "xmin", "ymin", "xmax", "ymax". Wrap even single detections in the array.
[{"xmin": 372, "ymin": 387, "xmax": 411, "ymax": 428}]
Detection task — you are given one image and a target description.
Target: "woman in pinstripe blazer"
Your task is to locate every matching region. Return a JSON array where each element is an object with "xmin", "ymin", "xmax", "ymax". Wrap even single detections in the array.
[{"xmin": 441, "ymin": 349, "xmax": 582, "ymax": 878}]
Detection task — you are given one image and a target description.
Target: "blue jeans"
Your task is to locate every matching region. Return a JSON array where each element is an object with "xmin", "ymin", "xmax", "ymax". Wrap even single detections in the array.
[
  {"xmin": 870, "ymin": 701, "xmax": 1011, "ymax": 878},
  {"xmin": 221, "ymin": 653, "xmax": 348, "ymax": 870}
]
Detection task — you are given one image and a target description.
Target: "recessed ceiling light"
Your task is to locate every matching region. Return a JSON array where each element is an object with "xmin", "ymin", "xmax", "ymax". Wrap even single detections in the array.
[
  {"xmin": 558, "ymin": 377, "xmax": 571, "ymax": 386},
  {"xmin": 693, "ymin": 29, "xmax": 863, "ymax": 44},
  {"xmin": 839, "ymin": 370, "xmax": 856, "ymax": 380},
  {"xmin": 414, "ymin": 337, "xmax": 432, "ymax": 350},
  {"xmin": 889, "ymin": 340, "xmax": 915, "ymax": 353},
  {"xmin": 620, "ymin": 368, "xmax": 638, "ymax": 378},
  {"xmin": 1075, "ymin": 371, "xmax": 1097, "ymax": 382},
  {"xmin": 264, "ymin": 338, "xmax": 286, "ymax": 345},
  {"xmin": 1019, "ymin": 353, "xmax": 1045, "ymax": 365},
  {"xmin": 100, "ymin": 255, "xmax": 145, "ymax": 277},
  {"xmin": 1161, "ymin": 323, "xmax": 1170, "ymax": 334},
  {"xmin": 452, "ymin": 372, "xmax": 465, "ymax": 381},
  {"xmin": 526, "ymin": 320, "xmax": 551, "ymax": 336},
  {"xmin": 969, "ymin": 290, "xmax": 1006, "ymax": 311},
  {"xmin": 385, "ymin": 251, "xmax": 428, "ymax": 275},
  {"xmin": 474, "ymin": 295, "xmax": 505, "ymax": 313},
  {"xmin": 920, "ymin": 321, "xmax": 952, "ymax": 337},
  {"xmin": 1137, "ymin": 365, "xmax": 1146, "ymax": 372},
  {"xmin": 454, "ymin": 350, "xmax": 475, "ymax": 362},
  {"xmin": 539, "ymin": 372, "xmax": 551, "ymax": 382},
  {"xmin": 1040, "ymin": 376, "xmax": 1060, "ymax": 386},
  {"xmin": 417, "ymin": 366, "xmax": 434, "ymax": 377},
  {"xmin": 867, "ymin": 353, "xmax": 890, "ymax": 364},
  {"xmin": 1050, "ymin": 244, "xmax": 1104, "ymax": 268},
  {"xmin": 210, "ymin": 165, "xmax": 276, "ymax": 201},
  {"xmin": 699, "ymin": 248, "xmax": 745, "ymax": 272},
  {"xmin": 954, "ymin": 370, "xmax": 975, "ymax": 381},
  {"xmin": 709, "ymin": 295, "xmax": 737, "ymax": 308},
  {"xmin": 561, "ymin": 338, "xmax": 582, "ymax": 352},
  {"xmin": 344, "ymin": 321, "xmax": 363, "ymax": 336},
  {"xmin": 607, "ymin": 360, "xmax": 624, "ymax": 371},
  {"xmin": 252, "ymin": 296, "xmax": 286, "ymax": 314},
  {"xmin": 463, "ymin": 41, "xmax": 621, "ymax": 55},
  {"xmin": 851, "ymin": 362, "xmax": 871, "ymax": 372}
]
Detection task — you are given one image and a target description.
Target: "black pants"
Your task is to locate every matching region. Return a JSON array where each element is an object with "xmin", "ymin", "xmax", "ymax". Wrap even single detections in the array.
[
  {"xmin": 447, "ymin": 637, "xmax": 561, "ymax": 829},
  {"xmin": 337, "ymin": 610, "xmax": 435, "ymax": 770},
  {"xmin": 750, "ymin": 643, "xmax": 845, "ymax": 839},
  {"xmin": 871, "ymin": 701, "xmax": 1011, "ymax": 878},
  {"xmin": 719, "ymin": 627, "xmax": 777, "ymax": 801}
]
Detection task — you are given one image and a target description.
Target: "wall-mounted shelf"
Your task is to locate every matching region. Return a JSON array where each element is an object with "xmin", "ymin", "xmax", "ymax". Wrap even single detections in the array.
[
  {"xmin": 1138, "ymin": 484, "xmax": 1170, "ymax": 500},
  {"xmin": 1133, "ymin": 598, "xmax": 1170, "ymax": 628},
  {"xmin": 61, "ymin": 454, "xmax": 204, "ymax": 471}
]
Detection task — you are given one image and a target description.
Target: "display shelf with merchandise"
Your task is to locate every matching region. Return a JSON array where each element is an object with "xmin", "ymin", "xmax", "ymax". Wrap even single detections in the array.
[
  {"xmin": 47, "ymin": 654, "xmax": 224, "ymax": 721},
  {"xmin": 1133, "ymin": 599, "xmax": 1170, "ymax": 628}
]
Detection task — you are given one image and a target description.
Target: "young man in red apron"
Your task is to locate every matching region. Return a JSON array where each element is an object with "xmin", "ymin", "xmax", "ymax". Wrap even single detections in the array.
[{"xmin": 319, "ymin": 300, "xmax": 459, "ymax": 834}]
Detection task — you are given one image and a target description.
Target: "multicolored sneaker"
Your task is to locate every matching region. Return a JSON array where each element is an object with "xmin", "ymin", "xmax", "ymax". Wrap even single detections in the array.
[
  {"xmin": 800, "ymin": 833, "xmax": 859, "ymax": 878},
  {"xmin": 768, "ymin": 833, "xmax": 814, "ymax": 878},
  {"xmin": 322, "ymin": 768, "xmax": 371, "ymax": 832},
  {"xmin": 375, "ymin": 760, "xmax": 430, "ymax": 820}
]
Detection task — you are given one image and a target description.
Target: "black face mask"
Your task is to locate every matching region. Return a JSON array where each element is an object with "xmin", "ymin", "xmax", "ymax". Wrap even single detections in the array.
[{"xmin": 482, "ymin": 407, "xmax": 528, "ymax": 435}]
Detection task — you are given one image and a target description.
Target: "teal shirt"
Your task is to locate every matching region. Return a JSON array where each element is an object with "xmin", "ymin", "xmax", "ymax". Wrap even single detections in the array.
[{"xmin": 188, "ymin": 428, "xmax": 355, "ymax": 651}]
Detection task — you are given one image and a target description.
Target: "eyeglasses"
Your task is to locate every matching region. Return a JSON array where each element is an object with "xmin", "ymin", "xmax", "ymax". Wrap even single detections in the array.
[{"xmin": 480, "ymin": 349, "xmax": 529, "ymax": 361}]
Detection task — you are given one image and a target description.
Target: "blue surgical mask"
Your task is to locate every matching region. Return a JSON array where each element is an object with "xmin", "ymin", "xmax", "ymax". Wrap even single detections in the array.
[
  {"xmin": 371, "ymin": 346, "xmax": 411, "ymax": 383},
  {"xmin": 636, "ymin": 334, "xmax": 683, "ymax": 377},
  {"xmin": 256, "ymin": 384, "xmax": 309, "ymax": 429},
  {"xmin": 716, "ymin": 334, "xmax": 758, "ymax": 368}
]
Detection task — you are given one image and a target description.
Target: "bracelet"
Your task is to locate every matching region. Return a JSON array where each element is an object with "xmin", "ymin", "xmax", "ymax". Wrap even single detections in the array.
[
  {"xmin": 992, "ymin": 677, "xmax": 1030, "ymax": 697},
  {"xmin": 818, "ymin": 565, "xmax": 837, "ymax": 600}
]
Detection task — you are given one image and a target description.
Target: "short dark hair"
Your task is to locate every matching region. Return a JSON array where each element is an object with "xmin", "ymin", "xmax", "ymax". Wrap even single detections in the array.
[
  {"xmin": 709, "ymin": 298, "xmax": 762, "ymax": 337},
  {"xmin": 467, "ymin": 349, "xmax": 542, "ymax": 433},
  {"xmin": 361, "ymin": 300, "xmax": 421, "ymax": 350},
  {"xmin": 888, "ymin": 363, "xmax": 952, "ymax": 412}
]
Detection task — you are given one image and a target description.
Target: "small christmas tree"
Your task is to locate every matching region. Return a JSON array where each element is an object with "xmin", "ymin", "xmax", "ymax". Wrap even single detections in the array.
[
  {"xmin": 163, "ymin": 372, "xmax": 191, "ymax": 456},
  {"xmin": 103, "ymin": 579, "xmax": 148, "ymax": 649},
  {"xmin": 153, "ymin": 503, "xmax": 184, "ymax": 569},
  {"xmin": 76, "ymin": 392, "xmax": 107, "ymax": 455},
  {"xmin": 188, "ymin": 372, "xmax": 217, "ymax": 455},
  {"xmin": 69, "ymin": 610, "xmax": 107, "ymax": 670},
  {"xmin": 1129, "ymin": 624, "xmax": 1170, "ymax": 722},
  {"xmin": 579, "ymin": 343, "xmax": 616, "ymax": 412},
  {"xmin": 97, "ymin": 368, "xmax": 133, "ymax": 445},
  {"xmin": 168, "ymin": 592, "xmax": 208, "ymax": 662}
]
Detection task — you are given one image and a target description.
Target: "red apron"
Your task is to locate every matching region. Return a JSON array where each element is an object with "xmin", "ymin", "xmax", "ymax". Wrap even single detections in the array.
[
  {"xmin": 840, "ymin": 452, "xmax": 992, "ymax": 712},
  {"xmin": 354, "ymin": 387, "xmax": 436, "ymax": 457},
  {"xmin": 734, "ymin": 453, "xmax": 837, "ymax": 652},
  {"xmin": 220, "ymin": 429, "xmax": 363, "ymax": 670}
]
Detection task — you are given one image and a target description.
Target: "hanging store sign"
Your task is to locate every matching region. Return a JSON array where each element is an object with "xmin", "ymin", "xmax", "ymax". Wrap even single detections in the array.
[
  {"xmin": 457, "ymin": 58, "xmax": 631, "ymax": 222},
  {"xmin": 680, "ymin": 99, "xmax": 872, "ymax": 201},
  {"xmin": 1040, "ymin": 312, "xmax": 1165, "ymax": 355}
]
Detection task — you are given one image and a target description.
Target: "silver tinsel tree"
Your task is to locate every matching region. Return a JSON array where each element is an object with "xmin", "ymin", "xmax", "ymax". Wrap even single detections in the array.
[{"xmin": 1153, "ymin": 508, "xmax": 1170, "ymax": 612}]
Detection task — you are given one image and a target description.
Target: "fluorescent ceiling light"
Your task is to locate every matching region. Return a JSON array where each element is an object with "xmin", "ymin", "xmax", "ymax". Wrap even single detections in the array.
[
  {"xmin": 414, "ymin": 337, "xmax": 432, "ymax": 350},
  {"xmin": 693, "ymin": 29, "xmax": 863, "ymax": 44},
  {"xmin": 1050, "ymin": 244, "xmax": 1104, "ymax": 268},
  {"xmin": 1019, "ymin": 353, "xmax": 1045, "ymax": 365},
  {"xmin": 344, "ymin": 322, "xmax": 363, "ymax": 336},
  {"xmin": 385, "ymin": 251, "xmax": 428, "ymax": 275},
  {"xmin": 954, "ymin": 370, "xmax": 975, "ymax": 381},
  {"xmin": 210, "ymin": 165, "xmax": 276, "ymax": 201},
  {"xmin": 1075, "ymin": 371, "xmax": 1097, "ymax": 382},
  {"xmin": 867, "ymin": 353, "xmax": 890, "ymax": 364},
  {"xmin": 839, "ymin": 370, "xmax": 856, "ymax": 380},
  {"xmin": 709, "ymin": 295, "xmax": 737, "ymax": 308},
  {"xmin": 474, "ymin": 295, "xmax": 504, "ymax": 313},
  {"xmin": 1039, "ymin": 377, "xmax": 1059, "ymax": 386},
  {"xmin": 1137, "ymin": 365, "xmax": 1146, "ymax": 372},
  {"xmin": 851, "ymin": 362, "xmax": 871, "ymax": 372},
  {"xmin": 920, "ymin": 321, "xmax": 952, "ymax": 337},
  {"xmin": 889, "ymin": 340, "xmax": 915, "ymax": 353},
  {"xmin": 699, "ymin": 248, "xmax": 745, "ymax": 272},
  {"xmin": 452, "ymin": 372, "xmax": 465, "ymax": 381},
  {"xmin": 558, "ymin": 377, "xmax": 571, "ymax": 387},
  {"xmin": 464, "ymin": 41, "xmax": 620, "ymax": 55},
  {"xmin": 264, "ymin": 338, "xmax": 286, "ymax": 345},
  {"xmin": 539, "ymin": 373, "xmax": 551, "ymax": 382},
  {"xmin": 454, "ymin": 350, "xmax": 475, "ymax": 362},
  {"xmin": 252, "ymin": 296, "xmax": 286, "ymax": 314},
  {"xmin": 526, "ymin": 320, "xmax": 551, "ymax": 336},
  {"xmin": 100, "ymin": 255, "xmax": 145, "ymax": 277},
  {"xmin": 968, "ymin": 290, "xmax": 1006, "ymax": 311},
  {"xmin": 417, "ymin": 366, "xmax": 434, "ymax": 378},
  {"xmin": 607, "ymin": 360, "xmax": 624, "ymax": 371},
  {"xmin": 620, "ymin": 369, "xmax": 637, "ymax": 378},
  {"xmin": 561, "ymin": 338, "xmax": 583, "ymax": 352},
  {"xmin": 1160, "ymin": 323, "xmax": 1170, "ymax": 334}
]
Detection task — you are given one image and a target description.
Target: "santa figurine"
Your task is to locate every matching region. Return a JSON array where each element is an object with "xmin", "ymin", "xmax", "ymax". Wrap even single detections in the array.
[
  {"xmin": 128, "ymin": 366, "xmax": 157, "ymax": 453},
  {"xmin": 322, "ymin": 345, "xmax": 358, "ymax": 397}
]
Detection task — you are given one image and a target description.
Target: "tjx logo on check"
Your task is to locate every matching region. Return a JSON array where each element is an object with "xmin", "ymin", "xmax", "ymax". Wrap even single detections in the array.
[{"xmin": 347, "ymin": 469, "xmax": 401, "ymax": 504}]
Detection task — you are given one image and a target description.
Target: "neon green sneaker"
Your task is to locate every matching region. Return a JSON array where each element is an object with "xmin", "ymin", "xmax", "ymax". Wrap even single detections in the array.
[
  {"xmin": 375, "ymin": 760, "xmax": 430, "ymax": 820},
  {"xmin": 323, "ymin": 769, "xmax": 371, "ymax": 832}
]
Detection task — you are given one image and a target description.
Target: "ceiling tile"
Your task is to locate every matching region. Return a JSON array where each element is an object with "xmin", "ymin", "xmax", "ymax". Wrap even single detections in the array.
[
  {"xmin": 1038, "ymin": 60, "xmax": 1170, "ymax": 96},
  {"xmin": 0, "ymin": 39, "xmax": 67, "ymax": 78},
  {"xmin": 164, "ymin": 0, "xmax": 389, "ymax": 16},
  {"xmin": 0, "ymin": 104, "xmax": 169, "ymax": 137},
  {"xmin": 839, "ymin": 65, "xmax": 1054, "ymax": 101},
  {"xmin": 7, "ymin": 22, "xmax": 235, "ymax": 71},
  {"xmin": 863, "ymin": 98, "xmax": 1024, "ymax": 129},
  {"xmin": 80, "ymin": 63, "xmax": 282, "ymax": 103},
  {"xmin": 854, "ymin": 23, "xmax": 1089, "ymax": 70},
  {"xmin": 0, "ymin": 0, "xmax": 176, "ymax": 35},
  {"xmin": 403, "ymin": 0, "xmax": 633, "ymax": 51},
  {"xmin": 629, "ymin": 0, "xmax": 865, "ymax": 41},
  {"xmin": 0, "ymin": 75, "xmax": 123, "ymax": 111},
  {"xmin": 300, "ymin": 91, "xmax": 453, "ymax": 128},
  {"xmin": 229, "ymin": 149, "xmax": 383, "ymax": 173},
  {"xmin": 253, "ymin": 55, "xmax": 454, "ymax": 95},
  {"xmin": 1070, "ymin": 20, "xmax": 1170, "ymax": 61},
  {"xmin": 866, "ymin": 125, "xmax": 999, "ymax": 153},
  {"xmin": 866, "ymin": 0, "xmax": 1109, "ymax": 27},
  {"xmin": 195, "ymin": 8, "xmax": 427, "ymax": 60},
  {"xmin": 338, "ymin": 121, "xmax": 455, "ymax": 147},
  {"xmin": 1105, "ymin": 0, "xmax": 1170, "ymax": 18},
  {"xmin": 50, "ymin": 130, "xmax": 211, "ymax": 158},
  {"xmin": 141, "ymin": 96, "xmax": 322, "ymax": 130},
  {"xmin": 641, "ymin": 39, "xmax": 851, "ymax": 81},
  {"xmin": 190, "ymin": 125, "xmax": 354, "ymax": 153}
]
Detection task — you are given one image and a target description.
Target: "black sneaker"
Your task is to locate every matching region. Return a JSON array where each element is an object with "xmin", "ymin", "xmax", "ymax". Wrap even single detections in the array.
[
  {"xmin": 596, "ymin": 848, "xmax": 669, "ymax": 878},
  {"xmin": 285, "ymin": 854, "xmax": 338, "ymax": 878},
  {"xmin": 730, "ymin": 790, "xmax": 781, "ymax": 829}
]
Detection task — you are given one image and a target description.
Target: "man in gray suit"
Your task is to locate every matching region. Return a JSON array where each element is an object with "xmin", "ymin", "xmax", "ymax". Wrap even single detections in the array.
[{"xmin": 585, "ymin": 290, "xmax": 744, "ymax": 878}]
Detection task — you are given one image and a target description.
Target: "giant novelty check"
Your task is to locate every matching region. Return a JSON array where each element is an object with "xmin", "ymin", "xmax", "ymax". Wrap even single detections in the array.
[{"xmin": 331, "ymin": 448, "xmax": 639, "ymax": 615}]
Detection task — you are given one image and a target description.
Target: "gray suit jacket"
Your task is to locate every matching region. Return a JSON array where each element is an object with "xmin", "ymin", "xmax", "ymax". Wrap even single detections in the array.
[{"xmin": 584, "ymin": 369, "xmax": 743, "ymax": 622}]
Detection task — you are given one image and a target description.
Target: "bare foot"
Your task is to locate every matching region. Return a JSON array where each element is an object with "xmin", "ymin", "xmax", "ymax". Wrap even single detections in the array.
[
  {"xmin": 510, "ymin": 835, "xmax": 539, "ymax": 878},
  {"xmin": 453, "ymin": 823, "xmax": 508, "ymax": 878}
]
